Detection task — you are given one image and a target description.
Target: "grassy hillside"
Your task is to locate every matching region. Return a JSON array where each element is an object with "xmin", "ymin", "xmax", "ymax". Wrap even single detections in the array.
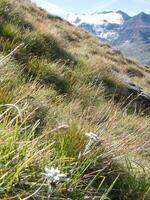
[{"xmin": 0, "ymin": 0, "xmax": 150, "ymax": 199}]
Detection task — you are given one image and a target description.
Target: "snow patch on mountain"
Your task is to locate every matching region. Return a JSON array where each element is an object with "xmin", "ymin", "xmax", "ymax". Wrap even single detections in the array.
[
  {"xmin": 66, "ymin": 11, "xmax": 130, "ymax": 42},
  {"xmin": 66, "ymin": 12, "xmax": 125, "ymax": 26},
  {"xmin": 100, "ymin": 31, "xmax": 119, "ymax": 41}
]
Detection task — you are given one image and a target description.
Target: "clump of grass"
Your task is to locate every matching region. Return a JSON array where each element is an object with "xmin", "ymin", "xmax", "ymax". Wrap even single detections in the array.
[
  {"xmin": 13, "ymin": 31, "xmax": 75, "ymax": 65},
  {"xmin": 109, "ymin": 159, "xmax": 150, "ymax": 200},
  {"xmin": 0, "ymin": 87, "xmax": 13, "ymax": 106},
  {"xmin": 0, "ymin": 105, "xmax": 149, "ymax": 199},
  {"xmin": 0, "ymin": 106, "xmax": 117, "ymax": 199},
  {"xmin": 0, "ymin": 0, "xmax": 22, "ymax": 25},
  {"xmin": 0, "ymin": 0, "xmax": 13, "ymax": 21},
  {"xmin": 0, "ymin": 23, "xmax": 21, "ymax": 42},
  {"xmin": 20, "ymin": 57, "xmax": 71, "ymax": 94}
]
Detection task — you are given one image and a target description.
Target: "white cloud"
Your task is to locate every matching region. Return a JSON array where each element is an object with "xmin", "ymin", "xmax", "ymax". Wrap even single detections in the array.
[{"xmin": 31, "ymin": 0, "xmax": 67, "ymax": 17}]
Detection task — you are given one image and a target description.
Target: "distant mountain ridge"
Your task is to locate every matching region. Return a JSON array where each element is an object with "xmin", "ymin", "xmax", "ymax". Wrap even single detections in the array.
[
  {"xmin": 66, "ymin": 11, "xmax": 150, "ymax": 65},
  {"xmin": 66, "ymin": 11, "xmax": 130, "ymax": 42}
]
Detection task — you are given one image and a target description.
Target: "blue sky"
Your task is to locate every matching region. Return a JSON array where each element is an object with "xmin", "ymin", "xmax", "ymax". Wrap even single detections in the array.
[{"xmin": 32, "ymin": 0, "xmax": 150, "ymax": 17}]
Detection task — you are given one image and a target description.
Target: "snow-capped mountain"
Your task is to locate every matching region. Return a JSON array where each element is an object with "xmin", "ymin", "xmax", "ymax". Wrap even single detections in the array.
[
  {"xmin": 66, "ymin": 11, "xmax": 130, "ymax": 42},
  {"xmin": 66, "ymin": 11, "xmax": 150, "ymax": 65}
]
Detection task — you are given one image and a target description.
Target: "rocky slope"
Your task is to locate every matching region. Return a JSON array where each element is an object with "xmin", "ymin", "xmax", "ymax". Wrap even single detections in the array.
[{"xmin": 114, "ymin": 12, "xmax": 150, "ymax": 65}]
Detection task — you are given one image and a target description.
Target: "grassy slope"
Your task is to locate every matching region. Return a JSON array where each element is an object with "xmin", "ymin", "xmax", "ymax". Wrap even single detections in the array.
[{"xmin": 0, "ymin": 0, "xmax": 150, "ymax": 199}]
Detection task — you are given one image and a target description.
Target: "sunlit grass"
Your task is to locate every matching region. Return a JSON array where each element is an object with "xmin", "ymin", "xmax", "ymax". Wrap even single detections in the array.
[{"xmin": 0, "ymin": 0, "xmax": 150, "ymax": 199}]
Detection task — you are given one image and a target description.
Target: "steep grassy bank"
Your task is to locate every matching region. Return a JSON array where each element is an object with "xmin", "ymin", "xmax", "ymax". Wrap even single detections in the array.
[{"xmin": 0, "ymin": 0, "xmax": 150, "ymax": 199}]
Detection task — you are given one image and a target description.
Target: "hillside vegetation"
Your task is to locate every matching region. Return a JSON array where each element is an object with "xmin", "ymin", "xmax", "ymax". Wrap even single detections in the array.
[{"xmin": 0, "ymin": 0, "xmax": 150, "ymax": 199}]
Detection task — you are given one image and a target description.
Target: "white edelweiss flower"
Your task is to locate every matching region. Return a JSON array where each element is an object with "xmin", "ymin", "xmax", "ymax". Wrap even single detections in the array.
[
  {"xmin": 85, "ymin": 132, "xmax": 98, "ymax": 141},
  {"xmin": 44, "ymin": 167, "xmax": 69, "ymax": 183}
]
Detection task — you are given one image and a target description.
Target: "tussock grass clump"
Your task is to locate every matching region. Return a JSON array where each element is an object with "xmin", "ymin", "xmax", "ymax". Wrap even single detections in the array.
[
  {"xmin": 0, "ymin": 23, "xmax": 21, "ymax": 42},
  {"xmin": 0, "ymin": 87, "xmax": 13, "ymax": 105},
  {"xmin": 21, "ymin": 57, "xmax": 71, "ymax": 94},
  {"xmin": 20, "ymin": 32, "xmax": 74, "ymax": 62},
  {"xmin": 108, "ymin": 159, "xmax": 150, "ymax": 200},
  {"xmin": 0, "ymin": 107, "xmax": 114, "ymax": 199},
  {"xmin": 0, "ymin": 105, "xmax": 149, "ymax": 199}
]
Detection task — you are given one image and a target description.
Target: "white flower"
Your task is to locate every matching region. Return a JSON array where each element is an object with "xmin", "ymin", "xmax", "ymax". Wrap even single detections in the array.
[
  {"xmin": 85, "ymin": 132, "xmax": 98, "ymax": 141},
  {"xmin": 44, "ymin": 167, "xmax": 69, "ymax": 183}
]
